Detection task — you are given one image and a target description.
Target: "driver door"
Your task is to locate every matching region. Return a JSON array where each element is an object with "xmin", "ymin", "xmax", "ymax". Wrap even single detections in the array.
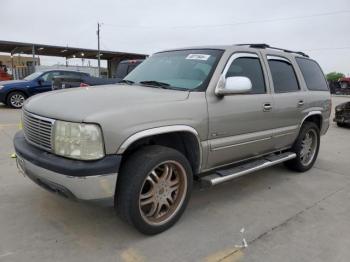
[
  {"xmin": 206, "ymin": 52, "xmax": 276, "ymax": 169},
  {"xmin": 32, "ymin": 71, "xmax": 62, "ymax": 95}
]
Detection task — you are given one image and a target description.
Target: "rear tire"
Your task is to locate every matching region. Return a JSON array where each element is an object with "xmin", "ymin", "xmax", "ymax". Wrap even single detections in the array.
[
  {"xmin": 284, "ymin": 122, "xmax": 320, "ymax": 172},
  {"xmin": 6, "ymin": 91, "xmax": 26, "ymax": 108},
  {"xmin": 337, "ymin": 122, "xmax": 346, "ymax": 127},
  {"xmin": 116, "ymin": 145, "xmax": 193, "ymax": 235}
]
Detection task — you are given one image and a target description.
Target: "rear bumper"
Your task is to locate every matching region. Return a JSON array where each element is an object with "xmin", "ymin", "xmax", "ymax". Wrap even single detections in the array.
[{"xmin": 14, "ymin": 131, "xmax": 121, "ymax": 206}]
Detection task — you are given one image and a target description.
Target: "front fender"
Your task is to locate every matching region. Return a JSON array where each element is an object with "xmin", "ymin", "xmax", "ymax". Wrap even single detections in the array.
[{"xmin": 117, "ymin": 125, "xmax": 201, "ymax": 154}]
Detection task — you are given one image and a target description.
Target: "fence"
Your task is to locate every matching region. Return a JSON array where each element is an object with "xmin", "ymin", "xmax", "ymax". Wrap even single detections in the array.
[{"xmin": 12, "ymin": 67, "xmax": 34, "ymax": 80}]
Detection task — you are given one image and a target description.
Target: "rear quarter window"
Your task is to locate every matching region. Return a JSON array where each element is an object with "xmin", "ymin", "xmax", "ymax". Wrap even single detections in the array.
[{"xmin": 296, "ymin": 58, "xmax": 329, "ymax": 91}]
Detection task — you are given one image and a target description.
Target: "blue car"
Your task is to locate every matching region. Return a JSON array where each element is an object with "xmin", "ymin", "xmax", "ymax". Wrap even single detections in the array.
[{"xmin": 0, "ymin": 70, "xmax": 89, "ymax": 108}]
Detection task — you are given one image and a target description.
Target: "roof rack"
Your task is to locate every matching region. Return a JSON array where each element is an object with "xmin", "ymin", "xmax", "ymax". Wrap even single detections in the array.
[{"xmin": 235, "ymin": 43, "xmax": 309, "ymax": 58}]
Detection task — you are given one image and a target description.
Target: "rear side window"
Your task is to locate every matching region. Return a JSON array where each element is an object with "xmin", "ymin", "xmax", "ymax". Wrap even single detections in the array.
[
  {"xmin": 127, "ymin": 64, "xmax": 138, "ymax": 74},
  {"xmin": 296, "ymin": 58, "xmax": 328, "ymax": 91},
  {"xmin": 116, "ymin": 63, "xmax": 128, "ymax": 78},
  {"xmin": 63, "ymin": 71, "xmax": 83, "ymax": 77},
  {"xmin": 268, "ymin": 59, "xmax": 299, "ymax": 93},
  {"xmin": 226, "ymin": 57, "xmax": 266, "ymax": 94},
  {"xmin": 41, "ymin": 71, "xmax": 62, "ymax": 82}
]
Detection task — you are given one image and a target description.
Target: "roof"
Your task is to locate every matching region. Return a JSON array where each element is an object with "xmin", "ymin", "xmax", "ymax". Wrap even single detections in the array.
[
  {"xmin": 160, "ymin": 43, "xmax": 309, "ymax": 57},
  {"xmin": 0, "ymin": 40, "xmax": 147, "ymax": 60}
]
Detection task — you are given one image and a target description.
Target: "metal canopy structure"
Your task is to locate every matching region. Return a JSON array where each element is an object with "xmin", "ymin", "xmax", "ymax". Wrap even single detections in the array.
[{"xmin": 0, "ymin": 40, "xmax": 147, "ymax": 60}]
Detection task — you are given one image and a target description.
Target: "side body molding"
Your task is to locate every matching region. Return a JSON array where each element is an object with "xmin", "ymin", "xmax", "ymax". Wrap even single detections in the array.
[{"xmin": 117, "ymin": 125, "xmax": 203, "ymax": 171}]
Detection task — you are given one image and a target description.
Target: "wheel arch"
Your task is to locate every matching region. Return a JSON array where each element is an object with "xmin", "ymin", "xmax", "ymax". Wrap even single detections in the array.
[
  {"xmin": 300, "ymin": 111, "xmax": 322, "ymax": 130},
  {"xmin": 5, "ymin": 89, "xmax": 28, "ymax": 101},
  {"xmin": 117, "ymin": 126, "xmax": 202, "ymax": 175}
]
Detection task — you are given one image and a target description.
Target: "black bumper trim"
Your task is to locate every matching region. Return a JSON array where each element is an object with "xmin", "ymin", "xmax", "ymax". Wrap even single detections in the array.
[{"xmin": 14, "ymin": 131, "xmax": 121, "ymax": 177}]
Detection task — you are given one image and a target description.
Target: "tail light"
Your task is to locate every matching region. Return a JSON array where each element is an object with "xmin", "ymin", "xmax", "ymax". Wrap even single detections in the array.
[{"xmin": 80, "ymin": 83, "xmax": 89, "ymax": 87}]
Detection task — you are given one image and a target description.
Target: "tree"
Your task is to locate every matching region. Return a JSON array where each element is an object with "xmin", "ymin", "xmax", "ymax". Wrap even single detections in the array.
[{"xmin": 326, "ymin": 72, "xmax": 345, "ymax": 81}]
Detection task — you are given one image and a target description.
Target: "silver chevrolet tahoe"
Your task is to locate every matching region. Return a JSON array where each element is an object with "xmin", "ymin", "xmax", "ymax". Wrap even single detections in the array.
[{"xmin": 14, "ymin": 44, "xmax": 331, "ymax": 234}]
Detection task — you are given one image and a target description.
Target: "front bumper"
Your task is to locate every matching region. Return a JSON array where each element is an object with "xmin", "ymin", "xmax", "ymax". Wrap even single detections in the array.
[
  {"xmin": 0, "ymin": 91, "xmax": 6, "ymax": 103},
  {"xmin": 333, "ymin": 114, "xmax": 350, "ymax": 124},
  {"xmin": 14, "ymin": 131, "xmax": 121, "ymax": 206}
]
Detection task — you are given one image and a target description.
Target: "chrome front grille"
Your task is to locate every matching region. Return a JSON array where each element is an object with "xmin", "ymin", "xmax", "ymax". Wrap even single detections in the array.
[{"xmin": 22, "ymin": 111, "xmax": 55, "ymax": 152}]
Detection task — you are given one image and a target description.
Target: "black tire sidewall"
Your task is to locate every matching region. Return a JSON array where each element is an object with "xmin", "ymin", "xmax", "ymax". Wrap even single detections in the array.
[
  {"xmin": 7, "ymin": 91, "xmax": 26, "ymax": 108},
  {"xmin": 116, "ymin": 145, "xmax": 193, "ymax": 235},
  {"xmin": 291, "ymin": 122, "xmax": 320, "ymax": 172}
]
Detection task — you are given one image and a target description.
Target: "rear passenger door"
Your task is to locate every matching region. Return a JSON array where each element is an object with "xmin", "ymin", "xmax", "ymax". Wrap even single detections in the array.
[{"xmin": 266, "ymin": 55, "xmax": 304, "ymax": 150}]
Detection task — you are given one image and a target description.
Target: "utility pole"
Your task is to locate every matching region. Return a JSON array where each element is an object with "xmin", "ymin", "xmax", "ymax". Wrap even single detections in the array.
[
  {"xmin": 97, "ymin": 22, "xmax": 101, "ymax": 77},
  {"xmin": 32, "ymin": 44, "xmax": 36, "ymax": 70}
]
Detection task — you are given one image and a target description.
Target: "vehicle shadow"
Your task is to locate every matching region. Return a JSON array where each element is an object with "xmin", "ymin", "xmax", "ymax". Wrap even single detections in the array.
[{"xmin": 26, "ymin": 164, "xmax": 292, "ymax": 242}]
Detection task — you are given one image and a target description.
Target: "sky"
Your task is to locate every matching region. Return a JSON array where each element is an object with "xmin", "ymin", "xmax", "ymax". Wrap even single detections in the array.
[{"xmin": 1, "ymin": 0, "xmax": 350, "ymax": 74}]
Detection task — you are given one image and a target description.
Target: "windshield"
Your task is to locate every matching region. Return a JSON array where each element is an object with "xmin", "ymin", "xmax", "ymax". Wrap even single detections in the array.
[
  {"xmin": 24, "ymin": 71, "xmax": 43, "ymax": 81},
  {"xmin": 124, "ymin": 49, "xmax": 223, "ymax": 91}
]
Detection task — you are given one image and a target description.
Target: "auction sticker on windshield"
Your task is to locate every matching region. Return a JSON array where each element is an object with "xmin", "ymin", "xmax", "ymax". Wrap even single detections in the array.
[{"xmin": 186, "ymin": 54, "xmax": 211, "ymax": 61}]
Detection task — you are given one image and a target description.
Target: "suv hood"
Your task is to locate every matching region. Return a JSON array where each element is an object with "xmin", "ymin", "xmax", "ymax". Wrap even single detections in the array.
[{"xmin": 24, "ymin": 84, "xmax": 190, "ymax": 122}]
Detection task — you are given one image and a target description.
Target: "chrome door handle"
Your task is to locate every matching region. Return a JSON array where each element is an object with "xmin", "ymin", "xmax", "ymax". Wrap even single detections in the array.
[
  {"xmin": 263, "ymin": 103, "xmax": 272, "ymax": 112},
  {"xmin": 298, "ymin": 100, "xmax": 304, "ymax": 107}
]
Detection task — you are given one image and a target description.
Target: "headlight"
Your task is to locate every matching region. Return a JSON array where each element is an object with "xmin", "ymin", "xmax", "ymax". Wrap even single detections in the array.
[
  {"xmin": 53, "ymin": 121, "xmax": 104, "ymax": 160},
  {"xmin": 0, "ymin": 86, "xmax": 4, "ymax": 90},
  {"xmin": 336, "ymin": 107, "xmax": 342, "ymax": 112}
]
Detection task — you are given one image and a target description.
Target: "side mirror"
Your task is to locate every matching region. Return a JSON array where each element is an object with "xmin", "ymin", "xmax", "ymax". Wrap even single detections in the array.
[
  {"xmin": 215, "ymin": 76, "xmax": 252, "ymax": 96},
  {"xmin": 37, "ymin": 79, "xmax": 43, "ymax": 85}
]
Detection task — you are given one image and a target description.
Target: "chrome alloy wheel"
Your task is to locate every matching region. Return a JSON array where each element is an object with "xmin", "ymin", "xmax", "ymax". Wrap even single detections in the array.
[
  {"xmin": 139, "ymin": 161, "xmax": 187, "ymax": 226},
  {"xmin": 10, "ymin": 93, "xmax": 25, "ymax": 108},
  {"xmin": 300, "ymin": 129, "xmax": 318, "ymax": 166}
]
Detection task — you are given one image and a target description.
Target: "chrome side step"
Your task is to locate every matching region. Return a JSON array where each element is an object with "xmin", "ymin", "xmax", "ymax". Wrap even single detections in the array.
[{"xmin": 201, "ymin": 152, "xmax": 296, "ymax": 187}]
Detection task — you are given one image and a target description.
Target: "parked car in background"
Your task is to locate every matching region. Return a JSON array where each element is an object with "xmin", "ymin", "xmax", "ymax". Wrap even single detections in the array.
[
  {"xmin": 114, "ymin": 59, "xmax": 143, "ymax": 78},
  {"xmin": 339, "ymin": 77, "xmax": 350, "ymax": 89},
  {"xmin": 52, "ymin": 59, "xmax": 144, "ymax": 90},
  {"xmin": 0, "ymin": 70, "xmax": 89, "ymax": 108},
  {"xmin": 0, "ymin": 71, "xmax": 12, "ymax": 81},
  {"xmin": 0, "ymin": 66, "xmax": 12, "ymax": 81},
  {"xmin": 52, "ymin": 75, "xmax": 121, "ymax": 90},
  {"xmin": 334, "ymin": 101, "xmax": 350, "ymax": 127},
  {"xmin": 14, "ymin": 44, "xmax": 331, "ymax": 234}
]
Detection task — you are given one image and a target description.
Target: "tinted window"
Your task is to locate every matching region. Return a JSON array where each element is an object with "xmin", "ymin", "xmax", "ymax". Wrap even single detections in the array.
[
  {"xmin": 41, "ymin": 71, "xmax": 62, "ymax": 82},
  {"xmin": 63, "ymin": 71, "xmax": 86, "ymax": 78},
  {"xmin": 296, "ymin": 58, "xmax": 328, "ymax": 91},
  {"xmin": 116, "ymin": 63, "xmax": 128, "ymax": 78},
  {"xmin": 226, "ymin": 57, "xmax": 266, "ymax": 94},
  {"xmin": 268, "ymin": 59, "xmax": 299, "ymax": 93},
  {"xmin": 127, "ymin": 64, "xmax": 138, "ymax": 74}
]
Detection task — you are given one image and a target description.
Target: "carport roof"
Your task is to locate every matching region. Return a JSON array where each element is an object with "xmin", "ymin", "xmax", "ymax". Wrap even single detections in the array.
[{"xmin": 0, "ymin": 40, "xmax": 147, "ymax": 60}]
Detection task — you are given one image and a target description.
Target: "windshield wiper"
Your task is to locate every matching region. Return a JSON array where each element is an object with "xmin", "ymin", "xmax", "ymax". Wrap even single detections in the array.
[
  {"xmin": 119, "ymin": 79, "xmax": 135, "ymax": 85},
  {"xmin": 139, "ymin": 80, "xmax": 170, "ymax": 88}
]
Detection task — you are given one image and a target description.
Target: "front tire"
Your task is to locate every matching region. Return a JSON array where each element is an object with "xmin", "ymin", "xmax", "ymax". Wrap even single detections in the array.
[
  {"xmin": 337, "ymin": 122, "xmax": 346, "ymax": 127},
  {"xmin": 6, "ymin": 91, "xmax": 26, "ymax": 108},
  {"xmin": 116, "ymin": 145, "xmax": 193, "ymax": 235},
  {"xmin": 285, "ymin": 122, "xmax": 320, "ymax": 172}
]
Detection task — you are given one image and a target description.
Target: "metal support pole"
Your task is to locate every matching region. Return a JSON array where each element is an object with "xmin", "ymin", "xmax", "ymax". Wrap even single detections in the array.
[
  {"xmin": 97, "ymin": 22, "xmax": 101, "ymax": 77},
  {"xmin": 32, "ymin": 44, "xmax": 36, "ymax": 70},
  {"xmin": 11, "ymin": 54, "xmax": 14, "ymax": 79}
]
